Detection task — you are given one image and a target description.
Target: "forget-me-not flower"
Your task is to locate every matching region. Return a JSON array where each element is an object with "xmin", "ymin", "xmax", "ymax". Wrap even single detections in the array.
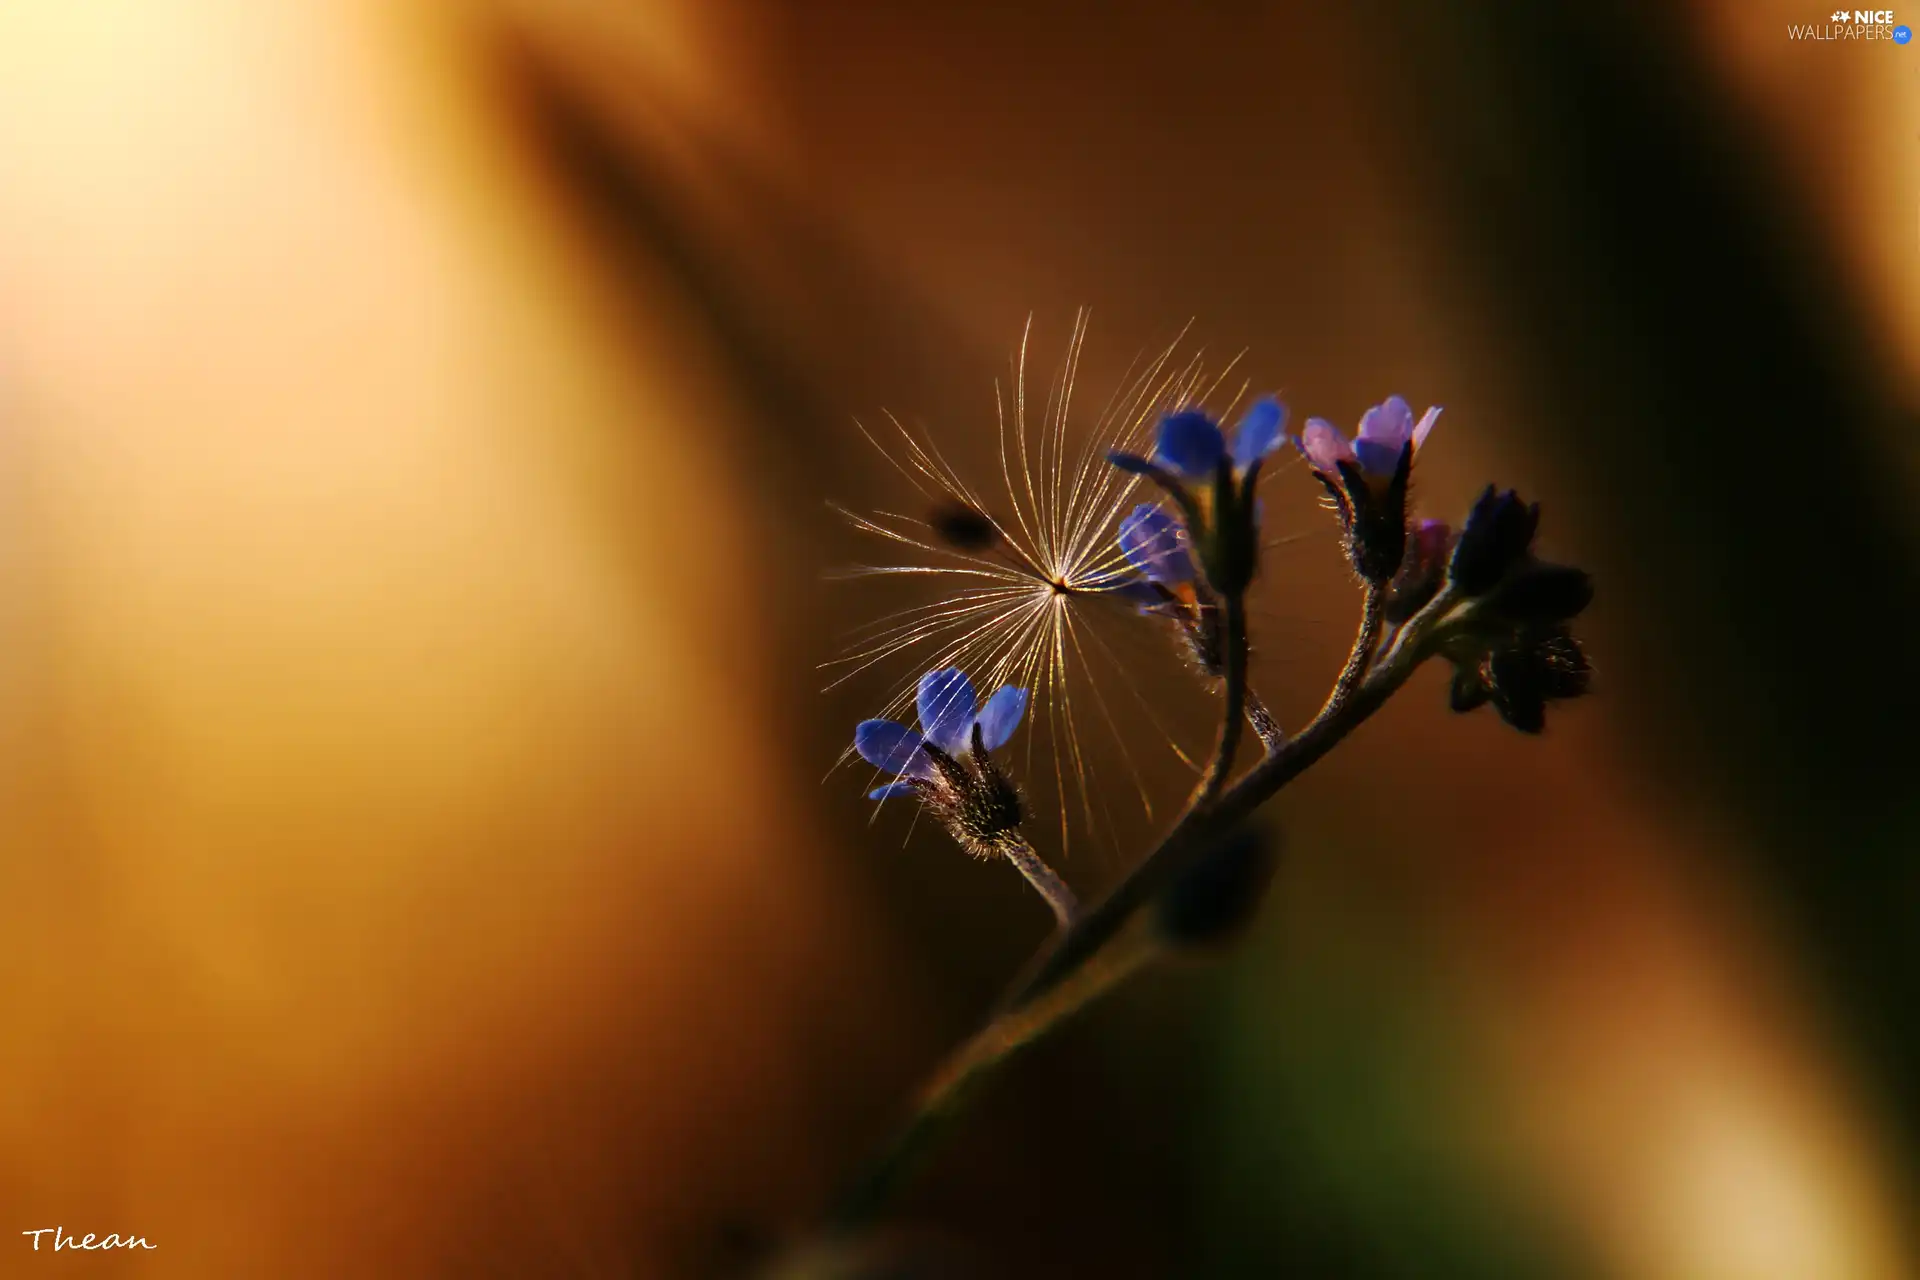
[
  {"xmin": 855, "ymin": 667, "xmax": 1030, "ymax": 801},
  {"xmin": 1108, "ymin": 398, "xmax": 1288, "ymax": 483},
  {"xmin": 1291, "ymin": 393, "xmax": 1442, "ymax": 585},
  {"xmin": 1106, "ymin": 398, "xmax": 1288, "ymax": 598},
  {"xmin": 1296, "ymin": 395, "xmax": 1441, "ymax": 481}
]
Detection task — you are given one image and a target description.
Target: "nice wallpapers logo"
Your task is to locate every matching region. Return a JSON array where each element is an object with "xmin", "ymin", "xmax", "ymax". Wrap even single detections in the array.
[{"xmin": 1789, "ymin": 9, "xmax": 1913, "ymax": 41}]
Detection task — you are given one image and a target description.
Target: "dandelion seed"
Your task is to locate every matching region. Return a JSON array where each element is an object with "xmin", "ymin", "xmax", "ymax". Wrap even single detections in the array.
[{"xmin": 824, "ymin": 315, "xmax": 1250, "ymax": 851}]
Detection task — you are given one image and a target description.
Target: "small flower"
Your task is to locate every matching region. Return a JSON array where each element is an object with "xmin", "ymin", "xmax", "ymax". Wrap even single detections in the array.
[
  {"xmin": 1297, "ymin": 395, "xmax": 1441, "ymax": 480},
  {"xmin": 854, "ymin": 666, "xmax": 1035, "ymax": 856},
  {"xmin": 855, "ymin": 667, "xmax": 1030, "ymax": 800},
  {"xmin": 1107, "ymin": 398, "xmax": 1288, "ymax": 482},
  {"xmin": 1106, "ymin": 399, "xmax": 1287, "ymax": 598},
  {"xmin": 1115, "ymin": 503, "xmax": 1226, "ymax": 672},
  {"xmin": 1293, "ymin": 394, "xmax": 1441, "ymax": 584}
]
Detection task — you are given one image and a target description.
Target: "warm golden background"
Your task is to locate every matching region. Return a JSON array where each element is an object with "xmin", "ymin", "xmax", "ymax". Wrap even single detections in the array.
[{"xmin": 1, "ymin": 2, "xmax": 1916, "ymax": 1276}]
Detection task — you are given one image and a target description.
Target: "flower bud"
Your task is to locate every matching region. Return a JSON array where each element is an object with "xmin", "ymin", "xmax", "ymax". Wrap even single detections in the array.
[{"xmin": 1155, "ymin": 825, "xmax": 1277, "ymax": 949}]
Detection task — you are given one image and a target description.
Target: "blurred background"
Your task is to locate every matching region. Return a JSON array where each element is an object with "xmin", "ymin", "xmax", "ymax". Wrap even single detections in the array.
[{"xmin": 2, "ymin": 1, "xmax": 1917, "ymax": 1275}]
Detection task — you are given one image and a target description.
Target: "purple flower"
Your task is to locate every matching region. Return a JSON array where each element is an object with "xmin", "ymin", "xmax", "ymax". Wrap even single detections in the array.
[
  {"xmin": 1109, "ymin": 398, "xmax": 1288, "ymax": 480},
  {"xmin": 1296, "ymin": 395, "xmax": 1442, "ymax": 480},
  {"xmin": 855, "ymin": 667, "xmax": 1030, "ymax": 800},
  {"xmin": 1116, "ymin": 504, "xmax": 1196, "ymax": 585}
]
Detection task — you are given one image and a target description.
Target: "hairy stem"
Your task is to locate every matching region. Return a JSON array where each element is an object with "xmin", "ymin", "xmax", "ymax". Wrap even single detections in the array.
[
  {"xmin": 997, "ymin": 832, "xmax": 1077, "ymax": 929},
  {"xmin": 1318, "ymin": 580, "xmax": 1384, "ymax": 721},
  {"xmin": 824, "ymin": 583, "xmax": 1456, "ymax": 1236},
  {"xmin": 1245, "ymin": 689, "xmax": 1284, "ymax": 754},
  {"xmin": 1192, "ymin": 591, "xmax": 1249, "ymax": 810}
]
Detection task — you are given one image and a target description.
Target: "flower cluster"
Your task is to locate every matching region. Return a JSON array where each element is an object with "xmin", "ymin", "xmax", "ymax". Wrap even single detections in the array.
[
  {"xmin": 844, "ymin": 379, "xmax": 1593, "ymax": 924},
  {"xmin": 823, "ymin": 352, "xmax": 1602, "ymax": 1243}
]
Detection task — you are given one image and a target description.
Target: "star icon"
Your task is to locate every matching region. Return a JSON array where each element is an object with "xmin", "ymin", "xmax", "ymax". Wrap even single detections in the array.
[{"xmin": 1832, "ymin": 9, "xmax": 1850, "ymax": 19}]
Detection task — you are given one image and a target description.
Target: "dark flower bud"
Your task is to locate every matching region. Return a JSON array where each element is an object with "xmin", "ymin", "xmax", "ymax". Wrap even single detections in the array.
[
  {"xmin": 1444, "ymin": 625, "xmax": 1591, "ymax": 734},
  {"xmin": 1450, "ymin": 487, "xmax": 1539, "ymax": 596},
  {"xmin": 1483, "ymin": 560, "xmax": 1593, "ymax": 625},
  {"xmin": 1155, "ymin": 824, "xmax": 1277, "ymax": 949}
]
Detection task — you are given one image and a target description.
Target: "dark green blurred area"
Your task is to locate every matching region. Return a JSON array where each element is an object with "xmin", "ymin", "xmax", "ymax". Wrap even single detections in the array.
[{"xmin": 1198, "ymin": 884, "xmax": 1585, "ymax": 1280}]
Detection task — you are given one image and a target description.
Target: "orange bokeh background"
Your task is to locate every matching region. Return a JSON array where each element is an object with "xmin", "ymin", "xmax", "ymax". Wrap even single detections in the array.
[{"xmin": 1, "ymin": 3, "xmax": 1915, "ymax": 1276}]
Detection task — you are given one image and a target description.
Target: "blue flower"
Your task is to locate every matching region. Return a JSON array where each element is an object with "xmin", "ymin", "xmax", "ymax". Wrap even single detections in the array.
[
  {"xmin": 1109, "ymin": 398, "xmax": 1288, "ymax": 480},
  {"xmin": 1116, "ymin": 504, "xmax": 1196, "ymax": 586},
  {"xmin": 1296, "ymin": 394, "xmax": 1441, "ymax": 480},
  {"xmin": 855, "ymin": 667, "xmax": 1030, "ymax": 800}
]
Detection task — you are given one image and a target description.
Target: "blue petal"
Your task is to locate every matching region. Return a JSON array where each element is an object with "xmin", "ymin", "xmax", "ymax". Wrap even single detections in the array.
[
  {"xmin": 867, "ymin": 780, "xmax": 920, "ymax": 802},
  {"xmin": 1154, "ymin": 411, "xmax": 1226, "ymax": 478},
  {"xmin": 975, "ymin": 686, "xmax": 1030, "ymax": 751},
  {"xmin": 855, "ymin": 719, "xmax": 932, "ymax": 778},
  {"xmin": 1230, "ymin": 398, "xmax": 1287, "ymax": 470},
  {"xmin": 1106, "ymin": 449, "xmax": 1155, "ymax": 474},
  {"xmin": 1117, "ymin": 504, "xmax": 1195, "ymax": 584},
  {"xmin": 916, "ymin": 667, "xmax": 978, "ymax": 754},
  {"xmin": 1352, "ymin": 437, "xmax": 1403, "ymax": 477}
]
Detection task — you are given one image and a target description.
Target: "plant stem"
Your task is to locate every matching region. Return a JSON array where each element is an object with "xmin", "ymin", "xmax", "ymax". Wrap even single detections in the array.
[
  {"xmin": 997, "ymin": 832, "xmax": 1077, "ymax": 929},
  {"xmin": 1191, "ymin": 591, "xmax": 1249, "ymax": 810},
  {"xmin": 825, "ymin": 926, "xmax": 1157, "ymax": 1232},
  {"xmin": 1006, "ymin": 583, "xmax": 1397, "ymax": 1014},
  {"xmin": 823, "ymin": 583, "xmax": 1452, "ymax": 1236},
  {"xmin": 1245, "ymin": 689, "xmax": 1284, "ymax": 754},
  {"xmin": 1319, "ymin": 580, "xmax": 1384, "ymax": 721}
]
